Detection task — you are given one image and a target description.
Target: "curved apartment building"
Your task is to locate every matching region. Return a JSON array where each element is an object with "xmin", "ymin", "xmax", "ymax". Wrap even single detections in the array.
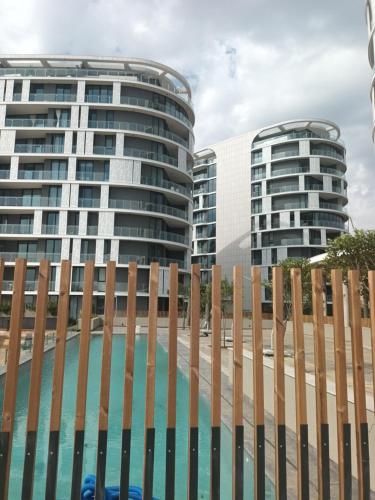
[
  {"xmin": 0, "ymin": 55, "xmax": 194, "ymax": 315},
  {"xmin": 250, "ymin": 120, "xmax": 348, "ymax": 305}
]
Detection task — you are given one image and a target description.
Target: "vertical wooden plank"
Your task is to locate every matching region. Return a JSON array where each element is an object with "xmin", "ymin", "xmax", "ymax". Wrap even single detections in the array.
[
  {"xmin": 142, "ymin": 262, "xmax": 159, "ymax": 500},
  {"xmin": 331, "ymin": 270, "xmax": 351, "ymax": 500},
  {"xmin": 120, "ymin": 261, "xmax": 137, "ymax": 499},
  {"xmin": 368, "ymin": 271, "xmax": 375, "ymax": 429},
  {"xmin": 21, "ymin": 259, "xmax": 50, "ymax": 499},
  {"xmin": 95, "ymin": 260, "xmax": 116, "ymax": 500},
  {"xmin": 0, "ymin": 258, "xmax": 26, "ymax": 500},
  {"xmin": 252, "ymin": 266, "xmax": 265, "ymax": 499},
  {"xmin": 211, "ymin": 265, "xmax": 221, "ymax": 500},
  {"xmin": 272, "ymin": 267, "xmax": 287, "ymax": 500},
  {"xmin": 188, "ymin": 263, "xmax": 200, "ymax": 500},
  {"xmin": 70, "ymin": 261, "xmax": 94, "ymax": 500},
  {"xmin": 311, "ymin": 269, "xmax": 330, "ymax": 499},
  {"xmin": 290, "ymin": 268, "xmax": 309, "ymax": 500},
  {"xmin": 232, "ymin": 265, "xmax": 243, "ymax": 500},
  {"xmin": 44, "ymin": 259, "xmax": 71, "ymax": 500},
  {"xmin": 165, "ymin": 263, "xmax": 178, "ymax": 500},
  {"xmin": 348, "ymin": 270, "xmax": 370, "ymax": 499}
]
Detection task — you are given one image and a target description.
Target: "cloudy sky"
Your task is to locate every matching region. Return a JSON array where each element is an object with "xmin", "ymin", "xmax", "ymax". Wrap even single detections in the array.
[{"xmin": 0, "ymin": 0, "xmax": 374, "ymax": 228}]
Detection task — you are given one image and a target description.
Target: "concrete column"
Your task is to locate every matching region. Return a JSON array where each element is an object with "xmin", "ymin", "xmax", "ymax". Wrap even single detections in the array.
[
  {"xmin": 98, "ymin": 211, "xmax": 114, "ymax": 237},
  {"xmin": 61, "ymin": 238, "xmax": 70, "ymax": 260},
  {"xmin": 59, "ymin": 210, "xmax": 68, "ymax": 235},
  {"xmin": 72, "ymin": 239, "xmax": 81, "ymax": 265},
  {"xmin": 4, "ymin": 80, "xmax": 14, "ymax": 101},
  {"xmin": 67, "ymin": 157, "xmax": 76, "ymax": 181},
  {"xmin": 116, "ymin": 132, "xmax": 124, "ymax": 157},
  {"xmin": 96, "ymin": 239, "xmax": 104, "ymax": 265},
  {"xmin": 71, "ymin": 105, "xmax": 80, "ymax": 128},
  {"xmin": 76, "ymin": 131, "xmax": 85, "ymax": 155},
  {"xmin": 0, "ymin": 105, "xmax": 6, "ymax": 127},
  {"xmin": 263, "ymin": 146, "xmax": 272, "ymax": 163},
  {"xmin": 0, "ymin": 81, "xmax": 5, "ymax": 101},
  {"xmin": 64, "ymin": 130, "xmax": 73, "ymax": 154},
  {"xmin": 178, "ymin": 147, "xmax": 187, "ymax": 172},
  {"xmin": 323, "ymin": 175, "xmax": 332, "ymax": 192},
  {"xmin": 85, "ymin": 131, "xmax": 94, "ymax": 155},
  {"xmin": 80, "ymin": 106, "xmax": 89, "ymax": 128},
  {"xmin": 110, "ymin": 239, "xmax": 119, "ymax": 261},
  {"xmin": 0, "ymin": 130, "xmax": 16, "ymax": 154},
  {"xmin": 9, "ymin": 156, "xmax": 19, "ymax": 180},
  {"xmin": 265, "ymin": 162, "xmax": 272, "ymax": 177},
  {"xmin": 78, "ymin": 211, "xmax": 88, "ymax": 236},
  {"xmin": 303, "ymin": 228, "xmax": 309, "ymax": 245},
  {"xmin": 299, "ymin": 140, "xmax": 310, "ymax": 155},
  {"xmin": 69, "ymin": 184, "xmax": 79, "ymax": 208},
  {"xmin": 21, "ymin": 80, "xmax": 30, "ymax": 102},
  {"xmin": 77, "ymin": 80, "xmax": 86, "ymax": 103},
  {"xmin": 112, "ymin": 82, "xmax": 121, "ymax": 105},
  {"xmin": 33, "ymin": 210, "xmax": 43, "ymax": 234},
  {"xmin": 310, "ymin": 157, "xmax": 320, "ymax": 174},
  {"xmin": 299, "ymin": 175, "xmax": 305, "ymax": 191},
  {"xmin": 100, "ymin": 185, "xmax": 109, "ymax": 209}
]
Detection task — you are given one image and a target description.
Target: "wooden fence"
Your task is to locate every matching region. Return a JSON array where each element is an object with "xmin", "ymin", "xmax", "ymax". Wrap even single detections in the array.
[{"xmin": 0, "ymin": 258, "xmax": 374, "ymax": 499}]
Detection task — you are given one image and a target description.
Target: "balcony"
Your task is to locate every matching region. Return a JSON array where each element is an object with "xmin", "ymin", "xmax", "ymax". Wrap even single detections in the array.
[
  {"xmin": 88, "ymin": 121, "xmax": 188, "ymax": 148},
  {"xmin": 120, "ymin": 96, "xmax": 191, "ymax": 127},
  {"xmin": 267, "ymin": 184, "xmax": 299, "ymax": 194},
  {"xmin": 0, "ymin": 196, "xmax": 61, "ymax": 207},
  {"xmin": 2, "ymin": 280, "xmax": 37, "ymax": 291},
  {"xmin": 320, "ymin": 166, "xmax": 344, "ymax": 176},
  {"xmin": 41, "ymin": 224, "xmax": 59, "ymax": 234},
  {"xmin": 29, "ymin": 93, "xmax": 76, "ymax": 102},
  {"xmin": 0, "ymin": 252, "xmax": 61, "ymax": 262},
  {"xmin": 18, "ymin": 169, "xmax": 67, "ymax": 180},
  {"xmin": 141, "ymin": 176, "xmax": 190, "ymax": 197},
  {"xmin": 114, "ymin": 226, "xmax": 188, "ymax": 245},
  {"xmin": 311, "ymin": 147, "xmax": 344, "ymax": 162},
  {"xmin": 118, "ymin": 254, "xmax": 186, "ymax": 268},
  {"xmin": 0, "ymin": 169, "xmax": 10, "ymax": 179},
  {"xmin": 15, "ymin": 144, "xmax": 64, "ymax": 154},
  {"xmin": 80, "ymin": 253, "xmax": 96, "ymax": 263},
  {"xmin": 109, "ymin": 199, "xmax": 188, "ymax": 220},
  {"xmin": 78, "ymin": 198, "xmax": 100, "ymax": 208},
  {"xmin": 272, "ymin": 201, "xmax": 307, "ymax": 210},
  {"xmin": 271, "ymin": 150, "xmax": 299, "ymax": 160},
  {"xmin": 305, "ymin": 183, "xmax": 323, "ymax": 191},
  {"xmin": 301, "ymin": 218, "xmax": 345, "ymax": 229},
  {"xmin": 0, "ymin": 223, "xmax": 33, "ymax": 234},
  {"xmin": 319, "ymin": 201, "xmax": 345, "ymax": 211},
  {"xmin": 67, "ymin": 225, "xmax": 79, "ymax": 235},
  {"xmin": 271, "ymin": 166, "xmax": 309, "ymax": 177},
  {"xmin": 124, "ymin": 148, "xmax": 178, "ymax": 168},
  {"xmin": 86, "ymin": 226, "xmax": 98, "ymax": 235},
  {"xmin": 92, "ymin": 146, "xmax": 115, "ymax": 155},
  {"xmin": 5, "ymin": 118, "xmax": 71, "ymax": 128},
  {"xmin": 85, "ymin": 94, "xmax": 112, "ymax": 103},
  {"xmin": 76, "ymin": 171, "xmax": 109, "ymax": 182}
]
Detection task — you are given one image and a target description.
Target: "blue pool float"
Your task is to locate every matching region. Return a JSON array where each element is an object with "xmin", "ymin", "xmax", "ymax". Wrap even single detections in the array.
[{"xmin": 81, "ymin": 474, "xmax": 159, "ymax": 499}]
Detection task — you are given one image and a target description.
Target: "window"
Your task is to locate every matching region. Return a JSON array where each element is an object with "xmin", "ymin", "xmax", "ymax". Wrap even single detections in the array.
[
  {"xmin": 259, "ymin": 215, "xmax": 266, "ymax": 230},
  {"xmin": 271, "ymin": 213, "xmax": 280, "ymax": 229},
  {"xmin": 251, "ymin": 199, "xmax": 262, "ymax": 214},
  {"xmin": 290, "ymin": 212, "xmax": 295, "ymax": 228},
  {"xmin": 272, "ymin": 248, "xmax": 278, "ymax": 264}
]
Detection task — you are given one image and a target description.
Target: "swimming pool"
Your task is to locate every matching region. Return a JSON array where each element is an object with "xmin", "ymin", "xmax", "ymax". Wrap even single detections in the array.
[{"xmin": 1, "ymin": 335, "xmax": 274, "ymax": 499}]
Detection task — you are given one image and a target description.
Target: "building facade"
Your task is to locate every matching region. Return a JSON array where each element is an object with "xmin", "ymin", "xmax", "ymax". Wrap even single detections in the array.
[
  {"xmin": 0, "ymin": 55, "xmax": 194, "ymax": 316},
  {"xmin": 193, "ymin": 120, "xmax": 349, "ymax": 310}
]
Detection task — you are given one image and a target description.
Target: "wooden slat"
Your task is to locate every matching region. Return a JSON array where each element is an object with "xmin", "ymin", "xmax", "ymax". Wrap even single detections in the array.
[
  {"xmin": 70, "ymin": 261, "xmax": 94, "ymax": 499},
  {"xmin": 232, "ymin": 265, "xmax": 243, "ymax": 500},
  {"xmin": 188, "ymin": 263, "xmax": 200, "ymax": 500},
  {"xmin": 95, "ymin": 260, "xmax": 116, "ymax": 500},
  {"xmin": 21, "ymin": 259, "xmax": 50, "ymax": 499},
  {"xmin": 331, "ymin": 270, "xmax": 351, "ymax": 500},
  {"xmin": 290, "ymin": 268, "xmax": 309, "ymax": 500},
  {"xmin": 368, "ymin": 271, "xmax": 375, "ymax": 424},
  {"xmin": 120, "ymin": 261, "xmax": 137, "ymax": 499},
  {"xmin": 143, "ymin": 262, "xmax": 159, "ymax": 500},
  {"xmin": 348, "ymin": 270, "xmax": 370, "ymax": 499},
  {"xmin": 211, "ymin": 265, "xmax": 221, "ymax": 500},
  {"xmin": 311, "ymin": 268, "xmax": 330, "ymax": 499},
  {"xmin": 272, "ymin": 267, "xmax": 287, "ymax": 500},
  {"xmin": 0, "ymin": 258, "xmax": 26, "ymax": 500},
  {"xmin": 251, "ymin": 266, "xmax": 265, "ymax": 499},
  {"xmin": 165, "ymin": 263, "xmax": 178, "ymax": 500},
  {"xmin": 45, "ymin": 259, "xmax": 71, "ymax": 500}
]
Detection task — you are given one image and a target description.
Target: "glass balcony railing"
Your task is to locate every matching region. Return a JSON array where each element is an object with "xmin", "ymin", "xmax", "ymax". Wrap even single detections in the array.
[
  {"xmin": 0, "ymin": 252, "xmax": 61, "ymax": 262},
  {"xmin": 271, "ymin": 166, "xmax": 309, "ymax": 177},
  {"xmin": 29, "ymin": 93, "xmax": 76, "ymax": 102},
  {"xmin": 301, "ymin": 218, "xmax": 345, "ymax": 229},
  {"xmin": 332, "ymin": 184, "xmax": 342, "ymax": 193},
  {"xmin": 5, "ymin": 118, "xmax": 71, "ymax": 128},
  {"xmin": 140, "ymin": 176, "xmax": 190, "ymax": 197},
  {"xmin": 267, "ymin": 184, "xmax": 299, "ymax": 194},
  {"xmin": 88, "ymin": 120, "xmax": 188, "ymax": 148},
  {"xmin": 0, "ymin": 223, "xmax": 33, "ymax": 234},
  {"xmin": 311, "ymin": 148, "xmax": 344, "ymax": 162},
  {"xmin": 67, "ymin": 225, "xmax": 79, "ymax": 235},
  {"xmin": 263, "ymin": 238, "xmax": 304, "ymax": 247},
  {"xmin": 0, "ymin": 196, "xmax": 61, "ymax": 207},
  {"xmin": 109, "ymin": 199, "xmax": 188, "ymax": 220},
  {"xmin": 41, "ymin": 224, "xmax": 58, "ymax": 234},
  {"xmin": 0, "ymin": 170, "xmax": 10, "ymax": 179},
  {"xmin": 15, "ymin": 144, "xmax": 65, "ymax": 154},
  {"xmin": 319, "ymin": 202, "xmax": 345, "ymax": 211},
  {"xmin": 80, "ymin": 253, "xmax": 96, "ymax": 262},
  {"xmin": 2, "ymin": 280, "xmax": 38, "ymax": 291},
  {"xmin": 85, "ymin": 94, "xmax": 112, "ymax": 103},
  {"xmin": 320, "ymin": 166, "xmax": 345, "ymax": 176},
  {"xmin": 114, "ymin": 226, "xmax": 188, "ymax": 245},
  {"xmin": 253, "ymin": 130, "xmax": 341, "ymax": 149},
  {"xmin": 78, "ymin": 198, "xmax": 100, "ymax": 208},
  {"xmin": 76, "ymin": 171, "xmax": 109, "ymax": 182},
  {"xmin": 272, "ymin": 201, "xmax": 307, "ymax": 210},
  {"xmin": 118, "ymin": 254, "xmax": 186, "ymax": 268},
  {"xmin": 92, "ymin": 146, "xmax": 115, "ymax": 155},
  {"xmin": 305, "ymin": 183, "xmax": 323, "ymax": 191},
  {"xmin": 124, "ymin": 148, "xmax": 178, "ymax": 168},
  {"xmin": 120, "ymin": 96, "xmax": 191, "ymax": 127},
  {"xmin": 86, "ymin": 226, "xmax": 98, "ymax": 235},
  {"xmin": 12, "ymin": 93, "xmax": 22, "ymax": 101},
  {"xmin": 271, "ymin": 150, "xmax": 299, "ymax": 160},
  {"xmin": 18, "ymin": 170, "xmax": 67, "ymax": 180}
]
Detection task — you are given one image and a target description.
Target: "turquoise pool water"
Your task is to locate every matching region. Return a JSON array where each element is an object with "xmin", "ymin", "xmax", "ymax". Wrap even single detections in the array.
[{"xmin": 0, "ymin": 335, "xmax": 274, "ymax": 499}]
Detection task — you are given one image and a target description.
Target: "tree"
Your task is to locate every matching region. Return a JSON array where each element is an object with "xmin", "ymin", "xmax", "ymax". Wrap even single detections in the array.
[
  {"xmin": 264, "ymin": 257, "xmax": 313, "ymax": 321},
  {"xmin": 323, "ymin": 229, "xmax": 375, "ymax": 313},
  {"xmin": 200, "ymin": 278, "xmax": 233, "ymax": 335}
]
